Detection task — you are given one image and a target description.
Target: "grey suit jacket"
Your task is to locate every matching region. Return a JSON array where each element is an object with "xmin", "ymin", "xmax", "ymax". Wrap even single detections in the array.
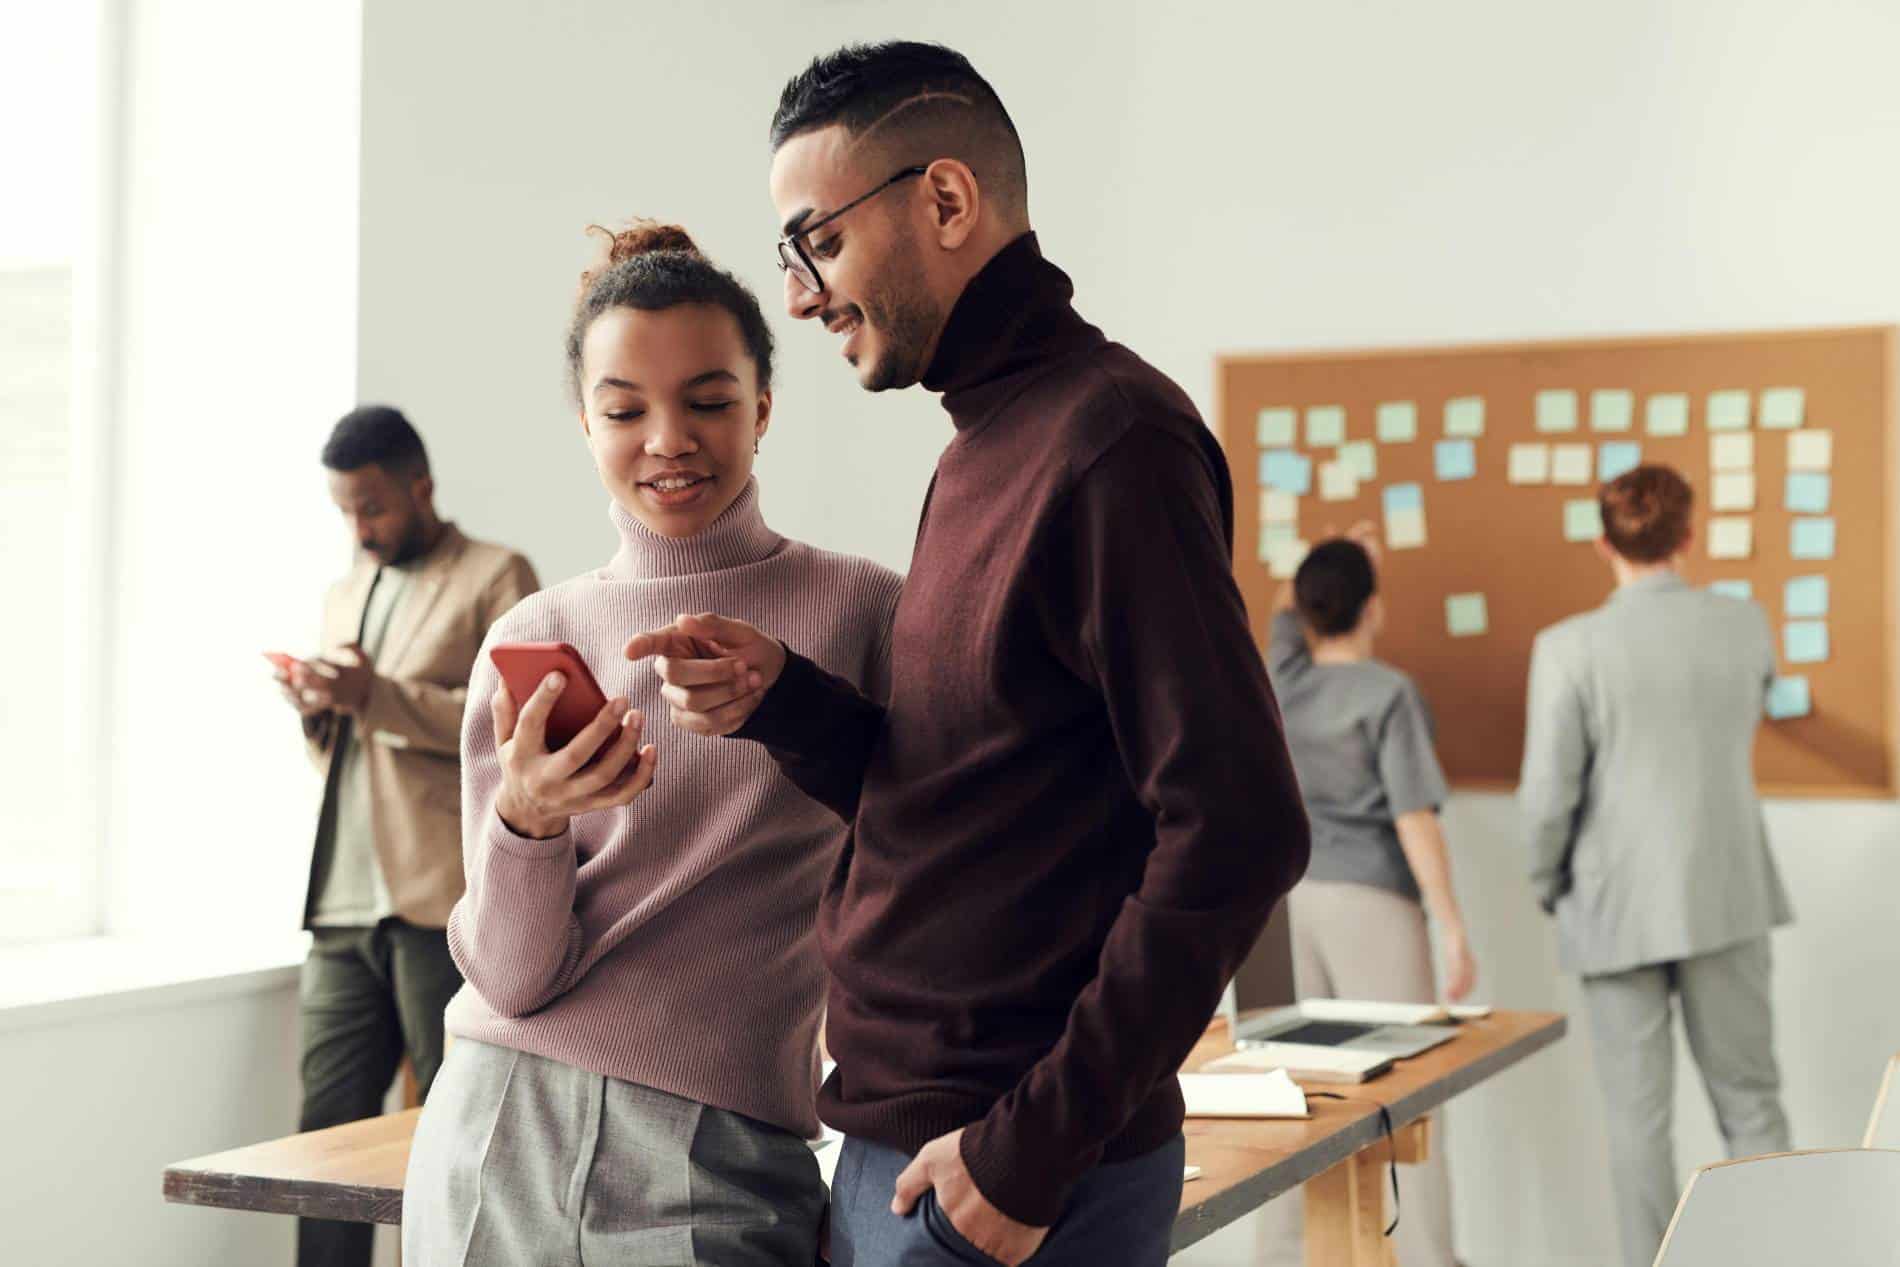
[{"xmin": 1517, "ymin": 572, "xmax": 1793, "ymax": 976}]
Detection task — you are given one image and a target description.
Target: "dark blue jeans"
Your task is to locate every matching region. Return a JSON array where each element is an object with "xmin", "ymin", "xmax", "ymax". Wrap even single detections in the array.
[{"xmin": 829, "ymin": 1134, "xmax": 1185, "ymax": 1267}]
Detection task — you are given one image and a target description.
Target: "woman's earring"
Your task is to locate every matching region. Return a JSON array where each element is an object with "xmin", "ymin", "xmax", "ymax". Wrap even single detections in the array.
[{"xmin": 754, "ymin": 440, "xmax": 760, "ymax": 454}]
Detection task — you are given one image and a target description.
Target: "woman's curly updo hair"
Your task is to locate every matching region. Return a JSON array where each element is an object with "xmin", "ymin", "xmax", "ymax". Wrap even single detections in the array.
[
  {"xmin": 1599, "ymin": 464, "xmax": 1694, "ymax": 563},
  {"xmin": 565, "ymin": 219, "xmax": 776, "ymax": 401}
]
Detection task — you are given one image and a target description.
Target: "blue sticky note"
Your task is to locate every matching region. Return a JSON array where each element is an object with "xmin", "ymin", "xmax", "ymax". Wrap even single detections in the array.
[
  {"xmin": 1784, "ymin": 621, "xmax": 1829, "ymax": 664},
  {"xmin": 1598, "ymin": 442, "xmax": 1642, "ymax": 483},
  {"xmin": 1710, "ymin": 580, "xmax": 1753, "ymax": 601},
  {"xmin": 1435, "ymin": 440, "xmax": 1476, "ymax": 481},
  {"xmin": 1784, "ymin": 575, "xmax": 1829, "ymax": 619},
  {"xmin": 1786, "ymin": 472, "xmax": 1831, "ymax": 514},
  {"xmin": 1260, "ymin": 450, "xmax": 1312, "ymax": 495},
  {"xmin": 1383, "ymin": 482, "xmax": 1424, "ymax": 514},
  {"xmin": 1766, "ymin": 675, "xmax": 1812, "ymax": 720},
  {"xmin": 1791, "ymin": 517, "xmax": 1836, "ymax": 560}
]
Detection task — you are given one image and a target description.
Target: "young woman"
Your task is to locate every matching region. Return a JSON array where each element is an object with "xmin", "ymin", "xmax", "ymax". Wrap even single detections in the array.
[
  {"xmin": 1265, "ymin": 520, "xmax": 1476, "ymax": 1267},
  {"xmin": 403, "ymin": 222, "xmax": 902, "ymax": 1266},
  {"xmin": 1520, "ymin": 464, "xmax": 1792, "ymax": 1267}
]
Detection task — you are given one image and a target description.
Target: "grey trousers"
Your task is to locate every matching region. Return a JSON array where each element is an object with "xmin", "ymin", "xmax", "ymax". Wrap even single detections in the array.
[
  {"xmin": 1579, "ymin": 935, "xmax": 1792, "ymax": 1267},
  {"xmin": 829, "ymin": 1134, "xmax": 1185, "ymax": 1267},
  {"xmin": 403, "ymin": 1039, "xmax": 826, "ymax": 1266},
  {"xmin": 1250, "ymin": 881, "xmax": 1456, "ymax": 1267}
]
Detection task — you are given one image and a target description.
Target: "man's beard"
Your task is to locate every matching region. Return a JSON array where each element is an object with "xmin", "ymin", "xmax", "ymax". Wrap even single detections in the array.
[
  {"xmin": 381, "ymin": 515, "xmax": 431, "ymax": 566},
  {"xmin": 859, "ymin": 234, "xmax": 943, "ymax": 393}
]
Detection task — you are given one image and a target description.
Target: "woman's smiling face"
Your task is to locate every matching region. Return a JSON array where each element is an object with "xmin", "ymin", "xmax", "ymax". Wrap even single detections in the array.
[{"xmin": 579, "ymin": 303, "xmax": 771, "ymax": 539}]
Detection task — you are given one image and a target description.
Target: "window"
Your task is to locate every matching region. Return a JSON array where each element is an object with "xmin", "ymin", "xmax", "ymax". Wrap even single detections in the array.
[{"xmin": 1, "ymin": 4, "xmax": 106, "ymax": 942}]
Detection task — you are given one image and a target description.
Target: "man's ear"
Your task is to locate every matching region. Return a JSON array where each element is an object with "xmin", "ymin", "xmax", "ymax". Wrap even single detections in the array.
[
  {"xmin": 578, "ymin": 408, "xmax": 592, "ymax": 439},
  {"xmin": 922, "ymin": 158, "xmax": 981, "ymax": 251}
]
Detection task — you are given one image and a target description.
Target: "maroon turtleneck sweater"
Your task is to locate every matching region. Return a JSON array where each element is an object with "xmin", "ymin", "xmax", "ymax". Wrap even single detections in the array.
[{"xmin": 738, "ymin": 233, "xmax": 1309, "ymax": 1226}]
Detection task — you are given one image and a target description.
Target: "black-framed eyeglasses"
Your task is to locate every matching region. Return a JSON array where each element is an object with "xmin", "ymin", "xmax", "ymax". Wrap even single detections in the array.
[{"xmin": 776, "ymin": 166, "xmax": 928, "ymax": 296}]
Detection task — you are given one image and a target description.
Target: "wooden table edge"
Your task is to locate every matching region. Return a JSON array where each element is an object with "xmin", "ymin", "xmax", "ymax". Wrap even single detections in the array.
[
  {"xmin": 162, "ymin": 1166, "xmax": 405, "ymax": 1225},
  {"xmin": 1169, "ymin": 1011, "xmax": 1567, "ymax": 1253}
]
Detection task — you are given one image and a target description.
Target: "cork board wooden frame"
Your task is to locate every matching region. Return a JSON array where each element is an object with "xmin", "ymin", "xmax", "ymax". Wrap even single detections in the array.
[{"xmin": 1217, "ymin": 326, "xmax": 1897, "ymax": 798}]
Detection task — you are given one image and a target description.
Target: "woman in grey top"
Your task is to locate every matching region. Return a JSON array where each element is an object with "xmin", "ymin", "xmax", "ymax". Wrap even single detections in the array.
[
  {"xmin": 1266, "ymin": 521, "xmax": 1476, "ymax": 1267},
  {"xmin": 1519, "ymin": 464, "xmax": 1792, "ymax": 1267}
]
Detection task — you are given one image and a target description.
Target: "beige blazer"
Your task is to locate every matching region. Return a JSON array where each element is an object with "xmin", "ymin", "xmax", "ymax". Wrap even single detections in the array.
[{"xmin": 303, "ymin": 523, "xmax": 538, "ymax": 928}]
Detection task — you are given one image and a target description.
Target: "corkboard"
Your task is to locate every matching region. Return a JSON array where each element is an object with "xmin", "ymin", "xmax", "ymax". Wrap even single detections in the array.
[{"xmin": 1217, "ymin": 326, "xmax": 1897, "ymax": 798}]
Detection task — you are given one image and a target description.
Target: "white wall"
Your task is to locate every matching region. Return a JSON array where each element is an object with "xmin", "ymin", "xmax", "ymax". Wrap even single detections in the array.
[
  {"xmin": 0, "ymin": 980, "xmax": 303, "ymax": 1267},
  {"xmin": 341, "ymin": 3, "xmax": 1900, "ymax": 1265}
]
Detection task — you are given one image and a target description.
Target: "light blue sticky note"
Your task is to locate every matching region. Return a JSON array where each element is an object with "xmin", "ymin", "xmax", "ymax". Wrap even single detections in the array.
[
  {"xmin": 1260, "ymin": 450, "xmax": 1312, "ymax": 495},
  {"xmin": 1710, "ymin": 580, "xmax": 1753, "ymax": 601},
  {"xmin": 1445, "ymin": 593, "xmax": 1489, "ymax": 637},
  {"xmin": 1563, "ymin": 498, "xmax": 1603, "ymax": 542},
  {"xmin": 1339, "ymin": 440, "xmax": 1377, "ymax": 482},
  {"xmin": 1791, "ymin": 517, "xmax": 1836, "ymax": 560},
  {"xmin": 1646, "ymin": 393, "xmax": 1690, "ymax": 436},
  {"xmin": 1376, "ymin": 401, "xmax": 1418, "ymax": 443},
  {"xmin": 1536, "ymin": 389, "xmax": 1579, "ymax": 433},
  {"xmin": 1784, "ymin": 621, "xmax": 1829, "ymax": 664},
  {"xmin": 1590, "ymin": 389, "xmax": 1634, "ymax": 432},
  {"xmin": 1766, "ymin": 675, "xmax": 1812, "ymax": 720},
  {"xmin": 1760, "ymin": 387, "xmax": 1805, "ymax": 430},
  {"xmin": 1785, "ymin": 575, "xmax": 1829, "ymax": 619},
  {"xmin": 1444, "ymin": 396, "xmax": 1485, "ymax": 437},
  {"xmin": 1598, "ymin": 442, "xmax": 1642, "ymax": 482},
  {"xmin": 1256, "ymin": 407, "xmax": 1296, "ymax": 448},
  {"xmin": 1785, "ymin": 472, "xmax": 1831, "ymax": 514},
  {"xmin": 1708, "ymin": 389, "xmax": 1752, "ymax": 431},
  {"xmin": 1435, "ymin": 439, "xmax": 1476, "ymax": 481},
  {"xmin": 1383, "ymin": 482, "xmax": 1424, "ymax": 514},
  {"xmin": 1306, "ymin": 405, "xmax": 1347, "ymax": 448}
]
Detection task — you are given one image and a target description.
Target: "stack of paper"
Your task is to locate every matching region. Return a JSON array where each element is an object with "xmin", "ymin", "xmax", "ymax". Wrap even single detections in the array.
[{"xmin": 1180, "ymin": 1067, "xmax": 1310, "ymax": 1119}]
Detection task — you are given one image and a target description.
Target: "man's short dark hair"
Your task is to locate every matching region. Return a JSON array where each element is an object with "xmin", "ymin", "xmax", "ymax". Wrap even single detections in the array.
[
  {"xmin": 321, "ymin": 404, "xmax": 429, "ymax": 478},
  {"xmin": 769, "ymin": 42, "xmax": 1028, "ymax": 223},
  {"xmin": 1294, "ymin": 540, "xmax": 1378, "ymax": 638}
]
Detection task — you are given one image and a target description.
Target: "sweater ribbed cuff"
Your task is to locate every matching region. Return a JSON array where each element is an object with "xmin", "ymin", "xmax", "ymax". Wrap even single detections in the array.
[
  {"xmin": 486, "ymin": 806, "xmax": 577, "ymax": 861},
  {"xmin": 957, "ymin": 1108, "xmax": 1087, "ymax": 1229},
  {"xmin": 733, "ymin": 646, "xmax": 823, "ymax": 751}
]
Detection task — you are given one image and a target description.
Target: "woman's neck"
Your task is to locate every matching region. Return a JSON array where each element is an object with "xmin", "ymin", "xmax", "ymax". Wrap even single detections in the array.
[{"xmin": 1311, "ymin": 628, "xmax": 1375, "ymax": 664}]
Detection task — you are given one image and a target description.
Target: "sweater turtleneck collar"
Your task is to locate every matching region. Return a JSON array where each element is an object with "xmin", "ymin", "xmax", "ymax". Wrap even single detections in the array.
[
  {"xmin": 604, "ymin": 477, "xmax": 782, "ymax": 580},
  {"xmin": 920, "ymin": 232, "xmax": 1104, "ymax": 433}
]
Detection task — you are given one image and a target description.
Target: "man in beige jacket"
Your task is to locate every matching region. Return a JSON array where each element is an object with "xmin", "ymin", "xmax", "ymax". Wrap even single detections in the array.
[{"xmin": 273, "ymin": 404, "xmax": 537, "ymax": 1267}]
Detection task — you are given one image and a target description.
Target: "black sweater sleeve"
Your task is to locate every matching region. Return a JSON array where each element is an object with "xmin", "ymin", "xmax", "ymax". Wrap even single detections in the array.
[{"xmin": 733, "ymin": 648, "xmax": 885, "ymax": 823}]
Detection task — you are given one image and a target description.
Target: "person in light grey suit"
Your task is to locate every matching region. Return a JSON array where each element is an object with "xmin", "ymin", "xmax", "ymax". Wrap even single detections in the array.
[{"xmin": 1518, "ymin": 464, "xmax": 1794, "ymax": 1267}]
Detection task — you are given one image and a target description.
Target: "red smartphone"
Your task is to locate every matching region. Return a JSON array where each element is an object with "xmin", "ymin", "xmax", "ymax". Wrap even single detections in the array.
[{"xmin": 489, "ymin": 642, "xmax": 612, "ymax": 752}]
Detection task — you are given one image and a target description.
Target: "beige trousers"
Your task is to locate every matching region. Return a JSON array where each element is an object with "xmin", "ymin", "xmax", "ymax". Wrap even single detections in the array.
[{"xmin": 1252, "ymin": 881, "xmax": 1457, "ymax": 1267}]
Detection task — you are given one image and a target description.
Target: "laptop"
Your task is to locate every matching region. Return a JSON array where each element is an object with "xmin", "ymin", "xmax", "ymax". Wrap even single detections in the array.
[{"xmin": 1222, "ymin": 901, "xmax": 1460, "ymax": 1068}]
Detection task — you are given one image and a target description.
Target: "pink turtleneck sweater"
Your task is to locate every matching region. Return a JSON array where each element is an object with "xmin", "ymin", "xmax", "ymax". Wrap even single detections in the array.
[{"xmin": 442, "ymin": 480, "xmax": 901, "ymax": 1138}]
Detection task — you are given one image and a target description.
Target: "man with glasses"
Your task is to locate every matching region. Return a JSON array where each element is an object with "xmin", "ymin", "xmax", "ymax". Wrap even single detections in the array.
[{"xmin": 630, "ymin": 41, "xmax": 1309, "ymax": 1267}]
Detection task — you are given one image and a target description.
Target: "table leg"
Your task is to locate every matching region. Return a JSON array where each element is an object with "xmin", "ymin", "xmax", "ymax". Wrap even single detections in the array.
[{"xmin": 1303, "ymin": 1120, "xmax": 1430, "ymax": 1266}]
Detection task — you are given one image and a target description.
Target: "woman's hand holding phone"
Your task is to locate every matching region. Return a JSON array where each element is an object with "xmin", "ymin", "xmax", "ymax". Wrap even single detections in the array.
[{"xmin": 492, "ymin": 671, "xmax": 658, "ymax": 840}]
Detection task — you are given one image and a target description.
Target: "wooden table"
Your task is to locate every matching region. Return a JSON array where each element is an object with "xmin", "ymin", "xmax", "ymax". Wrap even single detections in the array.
[
  {"xmin": 1174, "ymin": 1009, "xmax": 1565, "ymax": 1261},
  {"xmin": 165, "ymin": 1010, "xmax": 1564, "ymax": 1264}
]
